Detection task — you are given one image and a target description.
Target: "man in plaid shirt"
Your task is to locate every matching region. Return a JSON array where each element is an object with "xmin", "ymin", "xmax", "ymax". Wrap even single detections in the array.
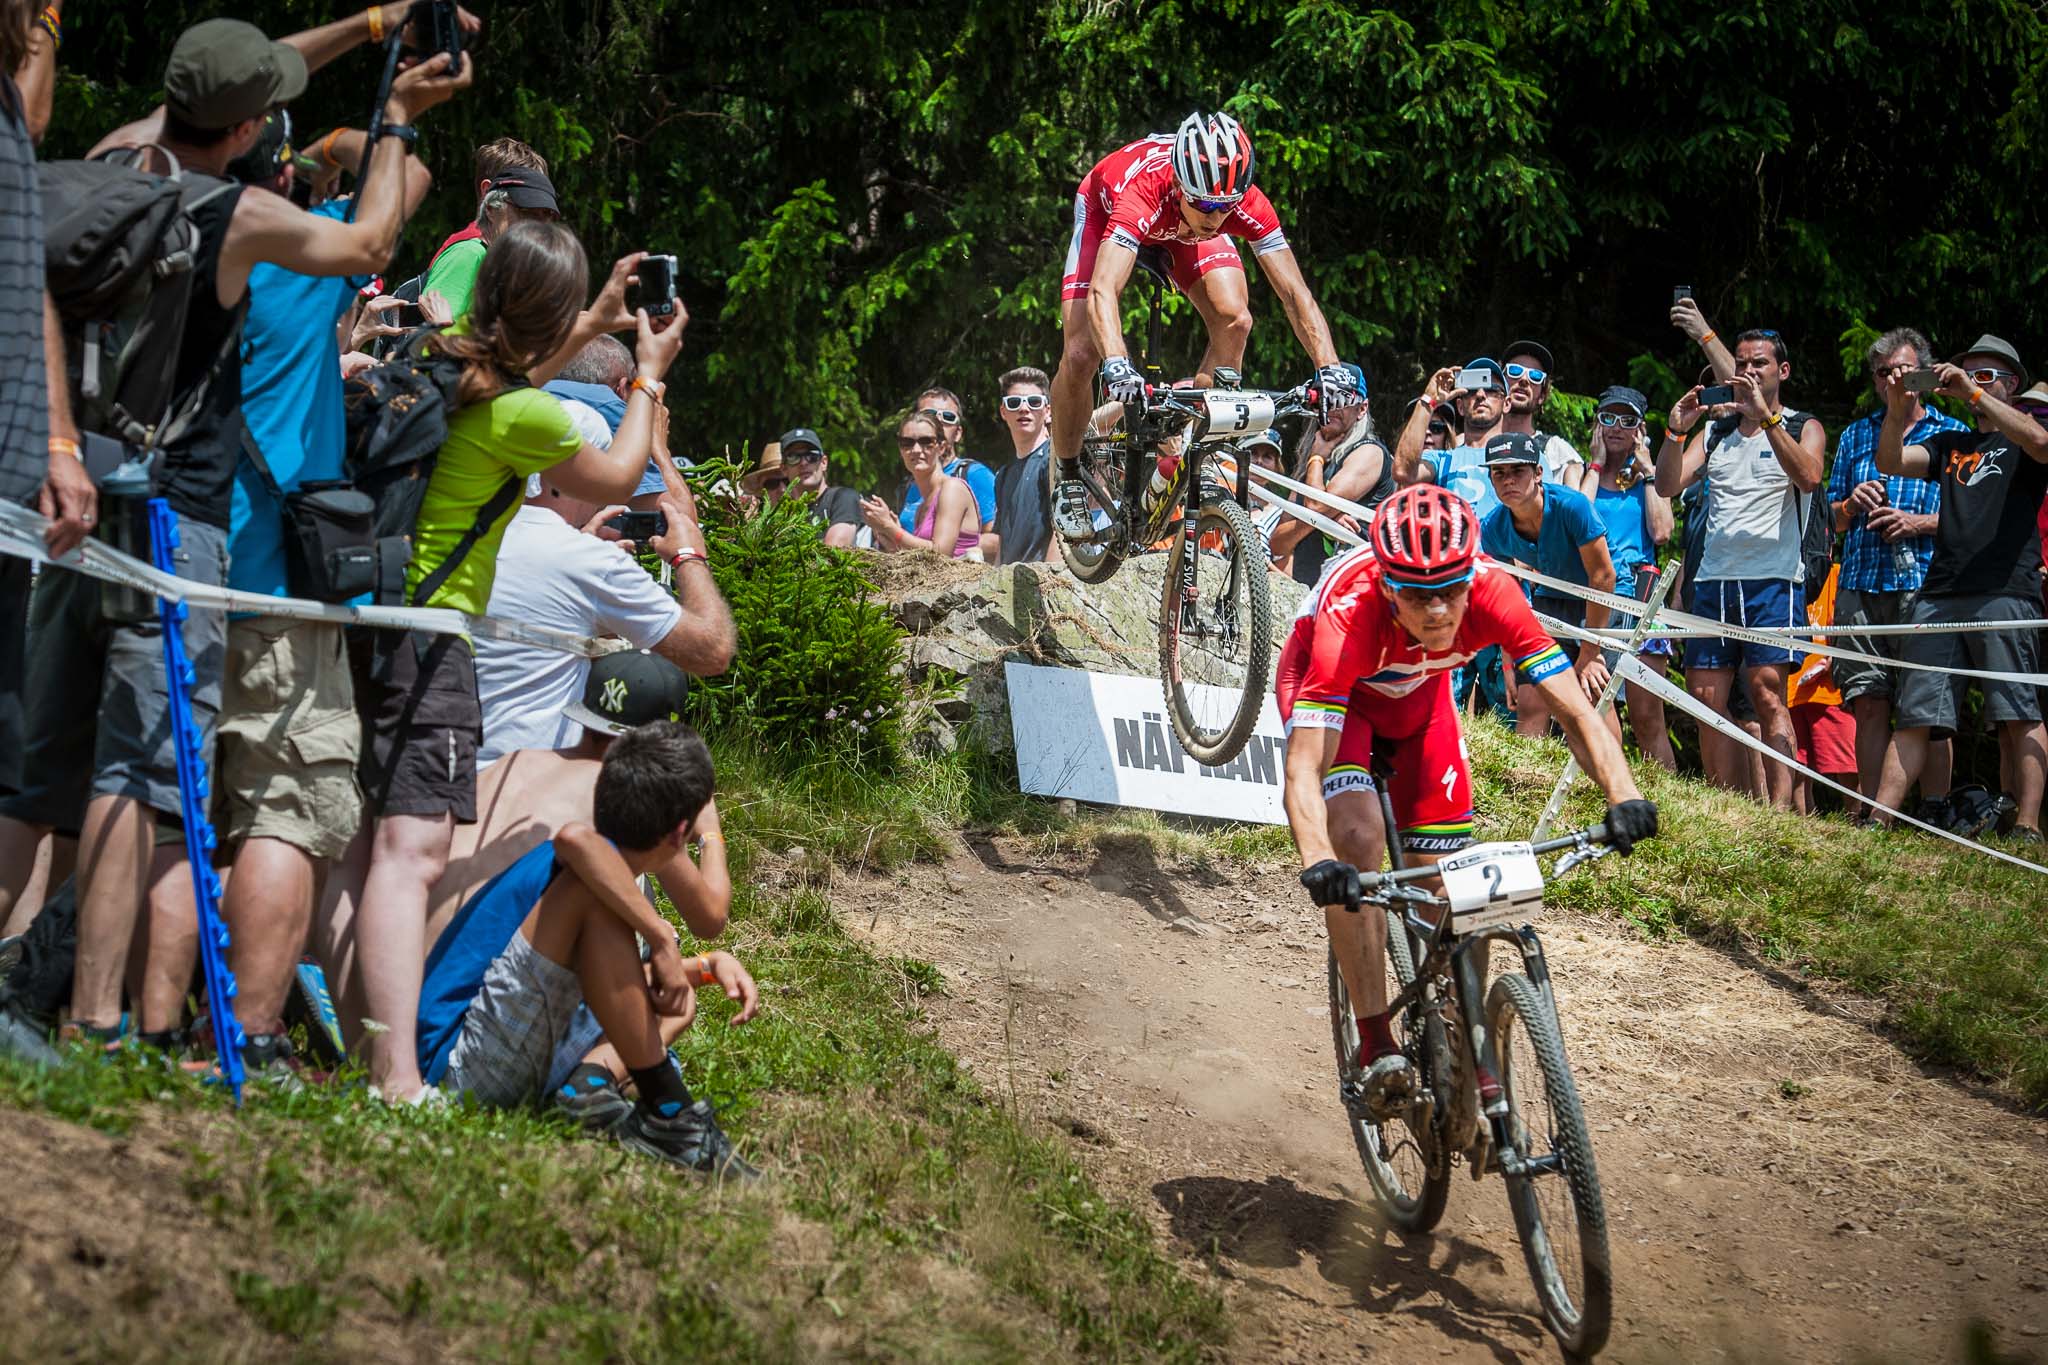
[{"xmin": 1826, "ymin": 327, "xmax": 1966, "ymax": 822}]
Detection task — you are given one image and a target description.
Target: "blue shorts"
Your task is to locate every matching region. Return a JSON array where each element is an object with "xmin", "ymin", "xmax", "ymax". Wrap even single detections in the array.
[{"xmin": 1684, "ymin": 578, "xmax": 1805, "ymax": 672}]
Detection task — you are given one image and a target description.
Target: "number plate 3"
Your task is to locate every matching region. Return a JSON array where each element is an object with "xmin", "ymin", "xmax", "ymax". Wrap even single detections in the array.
[
  {"xmin": 1200, "ymin": 390, "xmax": 1276, "ymax": 437},
  {"xmin": 1440, "ymin": 840, "xmax": 1544, "ymax": 931}
]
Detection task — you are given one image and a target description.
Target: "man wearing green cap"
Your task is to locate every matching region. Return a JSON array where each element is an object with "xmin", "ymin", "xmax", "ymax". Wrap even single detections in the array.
[{"xmin": 0, "ymin": 14, "xmax": 473, "ymax": 1053}]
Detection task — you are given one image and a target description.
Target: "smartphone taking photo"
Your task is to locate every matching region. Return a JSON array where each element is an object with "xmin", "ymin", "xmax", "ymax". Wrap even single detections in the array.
[
  {"xmin": 1453, "ymin": 365, "xmax": 1497, "ymax": 394},
  {"xmin": 605, "ymin": 510, "xmax": 668, "ymax": 541},
  {"xmin": 1697, "ymin": 383, "xmax": 1736, "ymax": 407},
  {"xmin": 1672, "ymin": 285, "xmax": 1693, "ymax": 305},
  {"xmin": 1901, "ymin": 367, "xmax": 1939, "ymax": 394}
]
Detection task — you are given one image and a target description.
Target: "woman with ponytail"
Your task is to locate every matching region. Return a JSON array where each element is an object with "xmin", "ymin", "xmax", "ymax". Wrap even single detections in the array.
[{"xmin": 341, "ymin": 221, "xmax": 686, "ymax": 1103}]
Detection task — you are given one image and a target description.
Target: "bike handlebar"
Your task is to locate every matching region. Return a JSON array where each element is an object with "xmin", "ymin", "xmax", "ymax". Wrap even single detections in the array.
[
  {"xmin": 1353, "ymin": 822, "xmax": 1612, "ymax": 893},
  {"xmin": 1139, "ymin": 383, "xmax": 1320, "ymax": 424}
]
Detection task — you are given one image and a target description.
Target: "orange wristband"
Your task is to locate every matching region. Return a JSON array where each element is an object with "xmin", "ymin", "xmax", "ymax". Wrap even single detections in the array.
[
  {"xmin": 365, "ymin": 6, "xmax": 384, "ymax": 42},
  {"xmin": 1968, "ymin": 386, "xmax": 1985, "ymax": 406},
  {"xmin": 630, "ymin": 376, "xmax": 664, "ymax": 399},
  {"xmin": 1697, "ymin": 330, "xmax": 1716, "ymax": 345},
  {"xmin": 48, "ymin": 437, "xmax": 80, "ymax": 461}
]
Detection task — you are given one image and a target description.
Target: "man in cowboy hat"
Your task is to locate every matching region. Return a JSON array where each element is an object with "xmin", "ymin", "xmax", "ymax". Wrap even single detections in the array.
[
  {"xmin": 746, "ymin": 428, "xmax": 862, "ymax": 546},
  {"xmin": 1874, "ymin": 333, "xmax": 2048, "ymax": 844}
]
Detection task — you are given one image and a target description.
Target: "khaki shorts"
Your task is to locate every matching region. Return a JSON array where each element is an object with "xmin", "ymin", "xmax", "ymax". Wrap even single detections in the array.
[{"xmin": 215, "ymin": 617, "xmax": 363, "ymax": 860}]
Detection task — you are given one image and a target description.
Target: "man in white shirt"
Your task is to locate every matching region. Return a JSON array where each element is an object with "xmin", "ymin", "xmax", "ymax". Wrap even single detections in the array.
[{"xmin": 475, "ymin": 451, "xmax": 735, "ymax": 767}]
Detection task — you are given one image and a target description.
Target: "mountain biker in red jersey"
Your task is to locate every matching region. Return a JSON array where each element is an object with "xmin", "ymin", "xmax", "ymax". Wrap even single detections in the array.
[
  {"xmin": 1049, "ymin": 110, "xmax": 1356, "ymax": 542},
  {"xmin": 1278, "ymin": 485, "xmax": 1659, "ymax": 1115}
]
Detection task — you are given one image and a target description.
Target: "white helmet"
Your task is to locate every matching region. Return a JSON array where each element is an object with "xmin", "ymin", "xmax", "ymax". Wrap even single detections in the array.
[{"xmin": 1169, "ymin": 110, "xmax": 1255, "ymax": 204}]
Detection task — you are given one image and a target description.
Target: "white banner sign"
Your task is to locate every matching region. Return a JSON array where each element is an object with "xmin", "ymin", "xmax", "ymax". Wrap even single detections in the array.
[{"xmin": 1005, "ymin": 661, "xmax": 1287, "ymax": 825}]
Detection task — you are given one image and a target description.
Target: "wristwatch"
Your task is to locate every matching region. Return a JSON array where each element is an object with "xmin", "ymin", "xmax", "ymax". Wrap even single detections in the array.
[{"xmin": 378, "ymin": 122, "xmax": 418, "ymax": 149}]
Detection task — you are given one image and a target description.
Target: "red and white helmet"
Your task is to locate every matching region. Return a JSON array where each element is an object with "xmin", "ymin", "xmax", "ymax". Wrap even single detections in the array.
[
  {"xmin": 1170, "ymin": 110, "xmax": 1255, "ymax": 205},
  {"xmin": 1370, "ymin": 485, "xmax": 1480, "ymax": 591}
]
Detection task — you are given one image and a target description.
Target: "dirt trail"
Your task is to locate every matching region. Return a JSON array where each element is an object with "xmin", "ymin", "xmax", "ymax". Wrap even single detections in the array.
[{"xmin": 841, "ymin": 833, "xmax": 2048, "ymax": 1362}]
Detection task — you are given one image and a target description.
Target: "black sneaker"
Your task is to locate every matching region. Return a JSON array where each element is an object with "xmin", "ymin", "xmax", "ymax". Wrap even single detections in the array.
[
  {"xmin": 1993, "ymin": 793, "xmax": 2021, "ymax": 837},
  {"xmin": 617, "ymin": 1100, "xmax": 762, "ymax": 1182},
  {"xmin": 553, "ymin": 1071, "xmax": 634, "ymax": 1135}
]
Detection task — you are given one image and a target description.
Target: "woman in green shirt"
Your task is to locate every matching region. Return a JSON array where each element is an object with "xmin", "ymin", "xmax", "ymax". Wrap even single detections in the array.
[{"xmin": 341, "ymin": 219, "xmax": 687, "ymax": 1102}]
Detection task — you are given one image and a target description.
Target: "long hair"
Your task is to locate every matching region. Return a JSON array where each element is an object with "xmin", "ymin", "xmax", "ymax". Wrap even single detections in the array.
[
  {"xmin": 2, "ymin": 0, "xmax": 38, "ymax": 79},
  {"xmin": 435, "ymin": 220, "xmax": 588, "ymax": 404}
]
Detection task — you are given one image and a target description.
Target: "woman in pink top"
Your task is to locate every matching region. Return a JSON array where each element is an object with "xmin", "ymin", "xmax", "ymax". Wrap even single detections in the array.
[{"xmin": 861, "ymin": 410, "xmax": 983, "ymax": 560}]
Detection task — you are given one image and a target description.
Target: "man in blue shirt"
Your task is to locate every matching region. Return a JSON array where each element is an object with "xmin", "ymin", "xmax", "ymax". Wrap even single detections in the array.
[
  {"xmin": 1479, "ymin": 432, "xmax": 1617, "ymax": 738},
  {"xmin": 216, "ymin": 116, "xmax": 432, "ymax": 1076},
  {"xmin": 542, "ymin": 333, "xmax": 690, "ymax": 510},
  {"xmin": 1823, "ymin": 326, "xmax": 1966, "ymax": 820}
]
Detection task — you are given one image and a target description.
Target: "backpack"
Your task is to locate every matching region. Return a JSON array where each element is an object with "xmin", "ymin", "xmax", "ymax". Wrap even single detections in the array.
[
  {"xmin": 1704, "ymin": 411, "xmax": 1830, "ymax": 587},
  {"xmin": 341, "ymin": 326, "xmax": 524, "ymax": 607},
  {"xmin": 40, "ymin": 146, "xmax": 241, "ymax": 450}
]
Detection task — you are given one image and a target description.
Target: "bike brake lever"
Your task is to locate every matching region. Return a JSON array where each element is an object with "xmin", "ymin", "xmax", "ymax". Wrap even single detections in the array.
[{"xmin": 1553, "ymin": 842, "xmax": 1614, "ymax": 878}]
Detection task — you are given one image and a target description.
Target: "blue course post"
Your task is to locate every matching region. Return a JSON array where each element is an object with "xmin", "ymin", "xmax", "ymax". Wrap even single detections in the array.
[{"xmin": 146, "ymin": 498, "xmax": 246, "ymax": 1103}]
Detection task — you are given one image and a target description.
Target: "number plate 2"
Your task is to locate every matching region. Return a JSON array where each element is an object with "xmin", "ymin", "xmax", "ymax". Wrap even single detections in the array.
[
  {"xmin": 1200, "ymin": 390, "xmax": 1276, "ymax": 437},
  {"xmin": 1439, "ymin": 840, "xmax": 1544, "ymax": 932}
]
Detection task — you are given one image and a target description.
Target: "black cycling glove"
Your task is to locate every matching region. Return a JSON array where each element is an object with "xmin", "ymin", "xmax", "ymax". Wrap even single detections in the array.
[
  {"xmin": 1603, "ymin": 799, "xmax": 1659, "ymax": 855},
  {"xmin": 1300, "ymin": 858, "xmax": 1364, "ymax": 909}
]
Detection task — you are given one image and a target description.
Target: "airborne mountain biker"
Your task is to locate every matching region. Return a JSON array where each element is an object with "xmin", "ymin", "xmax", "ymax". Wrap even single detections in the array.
[
  {"xmin": 1049, "ymin": 110, "xmax": 1353, "ymax": 542},
  {"xmin": 1277, "ymin": 486, "xmax": 1658, "ymax": 1116}
]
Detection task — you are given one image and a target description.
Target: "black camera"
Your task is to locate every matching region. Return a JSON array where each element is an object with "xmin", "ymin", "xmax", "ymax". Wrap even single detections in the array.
[
  {"xmin": 424, "ymin": 0, "xmax": 462, "ymax": 65},
  {"xmin": 627, "ymin": 253, "xmax": 679, "ymax": 318}
]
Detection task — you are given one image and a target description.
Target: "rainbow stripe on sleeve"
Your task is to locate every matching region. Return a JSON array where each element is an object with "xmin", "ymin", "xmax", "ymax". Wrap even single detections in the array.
[
  {"xmin": 1287, "ymin": 697, "xmax": 1348, "ymax": 731},
  {"xmin": 1512, "ymin": 641, "xmax": 1572, "ymax": 685}
]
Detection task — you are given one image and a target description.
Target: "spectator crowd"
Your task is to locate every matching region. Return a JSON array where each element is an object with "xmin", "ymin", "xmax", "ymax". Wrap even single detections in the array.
[{"xmin": 2, "ymin": 5, "xmax": 2044, "ymax": 1185}]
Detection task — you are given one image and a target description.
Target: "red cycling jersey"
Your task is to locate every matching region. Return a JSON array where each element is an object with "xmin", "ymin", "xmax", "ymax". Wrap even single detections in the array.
[
  {"xmin": 1278, "ymin": 545, "xmax": 1571, "ymax": 725},
  {"xmin": 1275, "ymin": 545, "xmax": 1572, "ymax": 850},
  {"xmin": 1084, "ymin": 136, "xmax": 1288, "ymax": 256},
  {"xmin": 1061, "ymin": 136, "xmax": 1290, "ymax": 302}
]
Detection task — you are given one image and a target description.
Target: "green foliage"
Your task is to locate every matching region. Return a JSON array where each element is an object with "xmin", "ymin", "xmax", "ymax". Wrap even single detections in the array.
[
  {"xmin": 46, "ymin": 0, "xmax": 2048, "ymax": 482},
  {"xmin": 684, "ymin": 466, "xmax": 908, "ymax": 762}
]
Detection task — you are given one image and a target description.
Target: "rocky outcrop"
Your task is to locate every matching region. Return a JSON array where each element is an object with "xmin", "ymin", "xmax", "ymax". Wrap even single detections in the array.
[{"xmin": 887, "ymin": 554, "xmax": 1307, "ymax": 753}]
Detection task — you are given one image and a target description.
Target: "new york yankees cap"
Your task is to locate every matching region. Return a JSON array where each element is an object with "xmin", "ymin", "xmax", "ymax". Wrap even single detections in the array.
[{"xmin": 564, "ymin": 650, "xmax": 691, "ymax": 737}]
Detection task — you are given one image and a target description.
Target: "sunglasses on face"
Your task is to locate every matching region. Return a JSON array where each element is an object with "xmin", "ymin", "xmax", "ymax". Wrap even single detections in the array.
[
  {"xmin": 784, "ymin": 448, "xmax": 823, "ymax": 466},
  {"xmin": 759, "ymin": 477, "xmax": 788, "ymax": 493},
  {"xmin": 1967, "ymin": 367, "xmax": 2018, "ymax": 385},
  {"xmin": 899, "ymin": 435, "xmax": 942, "ymax": 450},
  {"xmin": 921, "ymin": 407, "xmax": 960, "ymax": 425},
  {"xmin": 1596, "ymin": 411, "xmax": 1642, "ymax": 429},
  {"xmin": 1504, "ymin": 362, "xmax": 1548, "ymax": 385},
  {"xmin": 1001, "ymin": 393, "xmax": 1049, "ymax": 411},
  {"xmin": 1186, "ymin": 194, "xmax": 1242, "ymax": 214},
  {"xmin": 1426, "ymin": 420, "xmax": 1450, "ymax": 436}
]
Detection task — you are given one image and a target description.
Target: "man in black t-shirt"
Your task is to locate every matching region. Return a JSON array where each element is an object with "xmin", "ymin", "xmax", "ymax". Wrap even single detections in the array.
[
  {"xmin": 1872, "ymin": 336, "xmax": 2048, "ymax": 842},
  {"xmin": 761, "ymin": 428, "xmax": 863, "ymax": 546}
]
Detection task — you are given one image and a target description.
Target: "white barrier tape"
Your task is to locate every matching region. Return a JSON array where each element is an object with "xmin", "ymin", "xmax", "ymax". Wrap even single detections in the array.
[
  {"xmin": 0, "ymin": 503, "xmax": 623, "ymax": 659},
  {"xmin": 1247, "ymin": 479, "xmax": 1364, "ymax": 548},
  {"xmin": 1613, "ymin": 653, "xmax": 2048, "ymax": 875},
  {"xmin": 1246, "ymin": 463, "xmax": 2048, "ymax": 639},
  {"xmin": 1499, "ymin": 557, "xmax": 2048, "ymax": 687}
]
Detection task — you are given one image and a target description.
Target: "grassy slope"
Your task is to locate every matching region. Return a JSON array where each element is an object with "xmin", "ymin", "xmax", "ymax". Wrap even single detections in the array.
[
  {"xmin": 0, "ymin": 737, "xmax": 1223, "ymax": 1363},
  {"xmin": 1461, "ymin": 721, "xmax": 2048, "ymax": 1108}
]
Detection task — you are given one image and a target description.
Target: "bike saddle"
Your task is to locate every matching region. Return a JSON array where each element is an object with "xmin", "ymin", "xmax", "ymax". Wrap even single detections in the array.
[{"xmin": 1133, "ymin": 245, "xmax": 1175, "ymax": 290}]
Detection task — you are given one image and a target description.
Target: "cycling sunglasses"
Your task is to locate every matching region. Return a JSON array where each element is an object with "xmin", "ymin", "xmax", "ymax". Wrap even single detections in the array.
[
  {"xmin": 1001, "ymin": 393, "xmax": 1049, "ymax": 411},
  {"xmin": 1596, "ymin": 411, "xmax": 1642, "ymax": 429},
  {"xmin": 1966, "ymin": 367, "xmax": 2018, "ymax": 385},
  {"xmin": 1504, "ymin": 362, "xmax": 1548, "ymax": 385},
  {"xmin": 1186, "ymin": 193, "xmax": 1243, "ymax": 214},
  {"xmin": 783, "ymin": 448, "xmax": 824, "ymax": 466},
  {"xmin": 920, "ymin": 407, "xmax": 961, "ymax": 425}
]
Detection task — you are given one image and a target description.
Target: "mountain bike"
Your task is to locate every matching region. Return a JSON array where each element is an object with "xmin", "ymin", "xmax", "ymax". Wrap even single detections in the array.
[{"xmin": 1326, "ymin": 776, "xmax": 1616, "ymax": 1358}]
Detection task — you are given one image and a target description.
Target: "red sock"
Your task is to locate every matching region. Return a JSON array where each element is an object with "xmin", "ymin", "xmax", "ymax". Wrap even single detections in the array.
[{"xmin": 1356, "ymin": 1012, "xmax": 1398, "ymax": 1062}]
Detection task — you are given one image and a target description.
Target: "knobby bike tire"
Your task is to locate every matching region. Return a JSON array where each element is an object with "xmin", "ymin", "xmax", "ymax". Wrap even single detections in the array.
[
  {"xmin": 1488, "ymin": 971, "xmax": 1613, "ymax": 1359},
  {"xmin": 1156, "ymin": 493, "xmax": 1271, "ymax": 765},
  {"xmin": 1055, "ymin": 442, "xmax": 1126, "ymax": 584},
  {"xmin": 1327, "ymin": 911, "xmax": 1450, "ymax": 1235}
]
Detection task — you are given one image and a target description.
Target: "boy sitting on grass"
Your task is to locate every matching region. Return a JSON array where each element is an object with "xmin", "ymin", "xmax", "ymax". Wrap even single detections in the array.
[{"xmin": 416, "ymin": 719, "xmax": 760, "ymax": 1179}]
